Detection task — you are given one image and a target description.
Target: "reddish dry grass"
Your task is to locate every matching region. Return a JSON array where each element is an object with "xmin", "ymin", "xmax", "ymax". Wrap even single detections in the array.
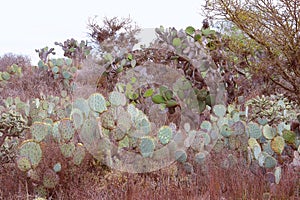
[{"xmin": 1, "ymin": 148, "xmax": 299, "ymax": 200}]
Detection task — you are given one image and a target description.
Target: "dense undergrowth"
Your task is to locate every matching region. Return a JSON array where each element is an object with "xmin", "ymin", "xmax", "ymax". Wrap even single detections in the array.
[{"xmin": 0, "ymin": 13, "xmax": 300, "ymax": 200}]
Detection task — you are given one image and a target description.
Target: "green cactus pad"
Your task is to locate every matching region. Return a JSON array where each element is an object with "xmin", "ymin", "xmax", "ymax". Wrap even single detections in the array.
[
  {"xmin": 71, "ymin": 108, "xmax": 84, "ymax": 129},
  {"xmin": 16, "ymin": 156, "xmax": 32, "ymax": 171},
  {"xmin": 195, "ymin": 151, "xmax": 207, "ymax": 164},
  {"xmin": 88, "ymin": 93, "xmax": 107, "ymax": 113},
  {"xmin": 53, "ymin": 162, "xmax": 62, "ymax": 173},
  {"xmin": 52, "ymin": 121, "xmax": 61, "ymax": 142},
  {"xmin": 213, "ymin": 104, "xmax": 226, "ymax": 118},
  {"xmin": 263, "ymin": 124, "xmax": 276, "ymax": 140},
  {"xmin": 58, "ymin": 118, "xmax": 75, "ymax": 142},
  {"xmin": 220, "ymin": 124, "xmax": 233, "ymax": 137},
  {"xmin": 158, "ymin": 126, "xmax": 172, "ymax": 145},
  {"xmin": 271, "ymin": 136, "xmax": 285, "ymax": 155},
  {"xmin": 109, "ymin": 91, "xmax": 126, "ymax": 106},
  {"xmin": 79, "ymin": 118, "xmax": 102, "ymax": 150},
  {"xmin": 253, "ymin": 144, "xmax": 261, "ymax": 160},
  {"xmin": 231, "ymin": 121, "xmax": 245, "ymax": 135},
  {"xmin": 101, "ymin": 111, "xmax": 116, "ymax": 130},
  {"xmin": 183, "ymin": 162, "xmax": 194, "ymax": 174},
  {"xmin": 19, "ymin": 140, "xmax": 42, "ymax": 168},
  {"xmin": 73, "ymin": 98, "xmax": 90, "ymax": 118},
  {"xmin": 274, "ymin": 167, "xmax": 281, "ymax": 184},
  {"xmin": 262, "ymin": 141, "xmax": 274, "ymax": 155},
  {"xmin": 175, "ymin": 149, "xmax": 187, "ymax": 163},
  {"xmin": 139, "ymin": 136, "xmax": 155, "ymax": 158},
  {"xmin": 117, "ymin": 113, "xmax": 132, "ymax": 133},
  {"xmin": 118, "ymin": 135, "xmax": 130, "ymax": 149},
  {"xmin": 248, "ymin": 138, "xmax": 259, "ymax": 149},
  {"xmin": 282, "ymin": 130, "xmax": 296, "ymax": 144},
  {"xmin": 247, "ymin": 122, "xmax": 262, "ymax": 139},
  {"xmin": 43, "ymin": 169, "xmax": 59, "ymax": 189},
  {"xmin": 60, "ymin": 142, "xmax": 75, "ymax": 158},
  {"xmin": 264, "ymin": 155, "xmax": 277, "ymax": 168},
  {"xmin": 184, "ymin": 123, "xmax": 191, "ymax": 132},
  {"xmin": 200, "ymin": 120, "xmax": 212, "ymax": 132},
  {"xmin": 30, "ymin": 122, "xmax": 52, "ymax": 142},
  {"xmin": 73, "ymin": 143, "xmax": 86, "ymax": 166},
  {"xmin": 113, "ymin": 128, "xmax": 126, "ymax": 141},
  {"xmin": 217, "ymin": 117, "xmax": 229, "ymax": 128}
]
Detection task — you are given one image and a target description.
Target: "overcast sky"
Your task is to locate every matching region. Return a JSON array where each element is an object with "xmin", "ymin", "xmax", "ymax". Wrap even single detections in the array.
[{"xmin": 1, "ymin": 0, "xmax": 205, "ymax": 64}]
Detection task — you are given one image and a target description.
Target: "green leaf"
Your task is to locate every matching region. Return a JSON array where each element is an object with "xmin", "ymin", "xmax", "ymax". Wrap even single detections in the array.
[
  {"xmin": 166, "ymin": 100, "xmax": 178, "ymax": 108},
  {"xmin": 159, "ymin": 86, "xmax": 168, "ymax": 95},
  {"xmin": 152, "ymin": 94, "xmax": 166, "ymax": 104},
  {"xmin": 128, "ymin": 92, "xmax": 139, "ymax": 100},
  {"xmin": 131, "ymin": 59, "xmax": 136, "ymax": 67},
  {"xmin": 127, "ymin": 53, "xmax": 133, "ymax": 61},
  {"xmin": 1, "ymin": 72, "xmax": 10, "ymax": 80},
  {"xmin": 172, "ymin": 38, "xmax": 182, "ymax": 47},
  {"xmin": 194, "ymin": 34, "xmax": 202, "ymax": 41},
  {"xmin": 185, "ymin": 26, "xmax": 195, "ymax": 35},
  {"xmin": 164, "ymin": 90, "xmax": 173, "ymax": 100},
  {"xmin": 143, "ymin": 88, "xmax": 154, "ymax": 98},
  {"xmin": 202, "ymin": 29, "xmax": 216, "ymax": 36}
]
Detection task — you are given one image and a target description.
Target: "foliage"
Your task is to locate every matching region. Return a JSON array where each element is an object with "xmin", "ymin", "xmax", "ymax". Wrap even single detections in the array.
[
  {"xmin": 0, "ymin": 53, "xmax": 31, "ymax": 71},
  {"xmin": 203, "ymin": 0, "xmax": 300, "ymax": 103}
]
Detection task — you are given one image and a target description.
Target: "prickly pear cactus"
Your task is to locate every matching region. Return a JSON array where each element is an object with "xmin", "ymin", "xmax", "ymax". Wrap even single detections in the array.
[
  {"xmin": 18, "ymin": 140, "xmax": 42, "ymax": 170},
  {"xmin": 158, "ymin": 126, "xmax": 173, "ymax": 145},
  {"xmin": 30, "ymin": 122, "xmax": 52, "ymax": 142},
  {"xmin": 139, "ymin": 136, "xmax": 155, "ymax": 158},
  {"xmin": 88, "ymin": 93, "xmax": 107, "ymax": 113}
]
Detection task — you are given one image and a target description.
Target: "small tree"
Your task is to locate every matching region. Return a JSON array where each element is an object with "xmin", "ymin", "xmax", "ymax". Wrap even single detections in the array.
[
  {"xmin": 87, "ymin": 16, "xmax": 140, "ymax": 55},
  {"xmin": 0, "ymin": 53, "xmax": 31, "ymax": 71},
  {"xmin": 203, "ymin": 0, "xmax": 300, "ymax": 103}
]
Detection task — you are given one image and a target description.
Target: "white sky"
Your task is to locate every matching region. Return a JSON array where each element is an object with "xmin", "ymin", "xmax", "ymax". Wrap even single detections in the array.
[{"xmin": 0, "ymin": 0, "xmax": 205, "ymax": 64}]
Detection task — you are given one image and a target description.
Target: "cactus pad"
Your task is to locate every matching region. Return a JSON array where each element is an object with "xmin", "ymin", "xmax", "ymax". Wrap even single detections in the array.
[
  {"xmin": 109, "ymin": 91, "xmax": 126, "ymax": 106},
  {"xmin": 175, "ymin": 149, "xmax": 187, "ymax": 163},
  {"xmin": 200, "ymin": 120, "xmax": 212, "ymax": 132},
  {"xmin": 60, "ymin": 142, "xmax": 75, "ymax": 158},
  {"xmin": 43, "ymin": 169, "xmax": 59, "ymax": 189},
  {"xmin": 31, "ymin": 122, "xmax": 52, "ymax": 142},
  {"xmin": 53, "ymin": 162, "xmax": 62, "ymax": 172},
  {"xmin": 58, "ymin": 118, "xmax": 75, "ymax": 142},
  {"xmin": 220, "ymin": 124, "xmax": 233, "ymax": 137},
  {"xmin": 213, "ymin": 104, "xmax": 226, "ymax": 118},
  {"xmin": 73, "ymin": 143, "xmax": 86, "ymax": 166},
  {"xmin": 271, "ymin": 136, "xmax": 285, "ymax": 154},
  {"xmin": 282, "ymin": 130, "xmax": 296, "ymax": 144},
  {"xmin": 139, "ymin": 136, "xmax": 155, "ymax": 158},
  {"xmin": 263, "ymin": 124, "xmax": 276, "ymax": 140},
  {"xmin": 16, "ymin": 156, "xmax": 32, "ymax": 171},
  {"xmin": 71, "ymin": 108, "xmax": 84, "ymax": 129},
  {"xmin": 195, "ymin": 151, "xmax": 207, "ymax": 164},
  {"xmin": 88, "ymin": 93, "xmax": 107, "ymax": 113},
  {"xmin": 158, "ymin": 126, "xmax": 172, "ymax": 145},
  {"xmin": 18, "ymin": 140, "xmax": 42, "ymax": 168},
  {"xmin": 264, "ymin": 155, "xmax": 277, "ymax": 168},
  {"xmin": 247, "ymin": 122, "xmax": 262, "ymax": 139},
  {"xmin": 73, "ymin": 98, "xmax": 90, "ymax": 118}
]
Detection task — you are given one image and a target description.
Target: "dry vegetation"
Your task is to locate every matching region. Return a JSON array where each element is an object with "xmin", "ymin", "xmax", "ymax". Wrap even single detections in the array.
[{"xmin": 1, "ymin": 10, "xmax": 300, "ymax": 200}]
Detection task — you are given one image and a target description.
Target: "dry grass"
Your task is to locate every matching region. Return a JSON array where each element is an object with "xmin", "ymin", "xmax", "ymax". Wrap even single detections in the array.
[{"xmin": 1, "ymin": 147, "xmax": 299, "ymax": 200}]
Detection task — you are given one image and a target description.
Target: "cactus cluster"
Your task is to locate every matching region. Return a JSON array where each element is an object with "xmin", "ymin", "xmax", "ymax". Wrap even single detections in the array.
[
  {"xmin": 246, "ymin": 94, "xmax": 298, "ymax": 125},
  {"xmin": 55, "ymin": 38, "xmax": 92, "ymax": 68},
  {"xmin": 0, "ymin": 64, "xmax": 23, "ymax": 85}
]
